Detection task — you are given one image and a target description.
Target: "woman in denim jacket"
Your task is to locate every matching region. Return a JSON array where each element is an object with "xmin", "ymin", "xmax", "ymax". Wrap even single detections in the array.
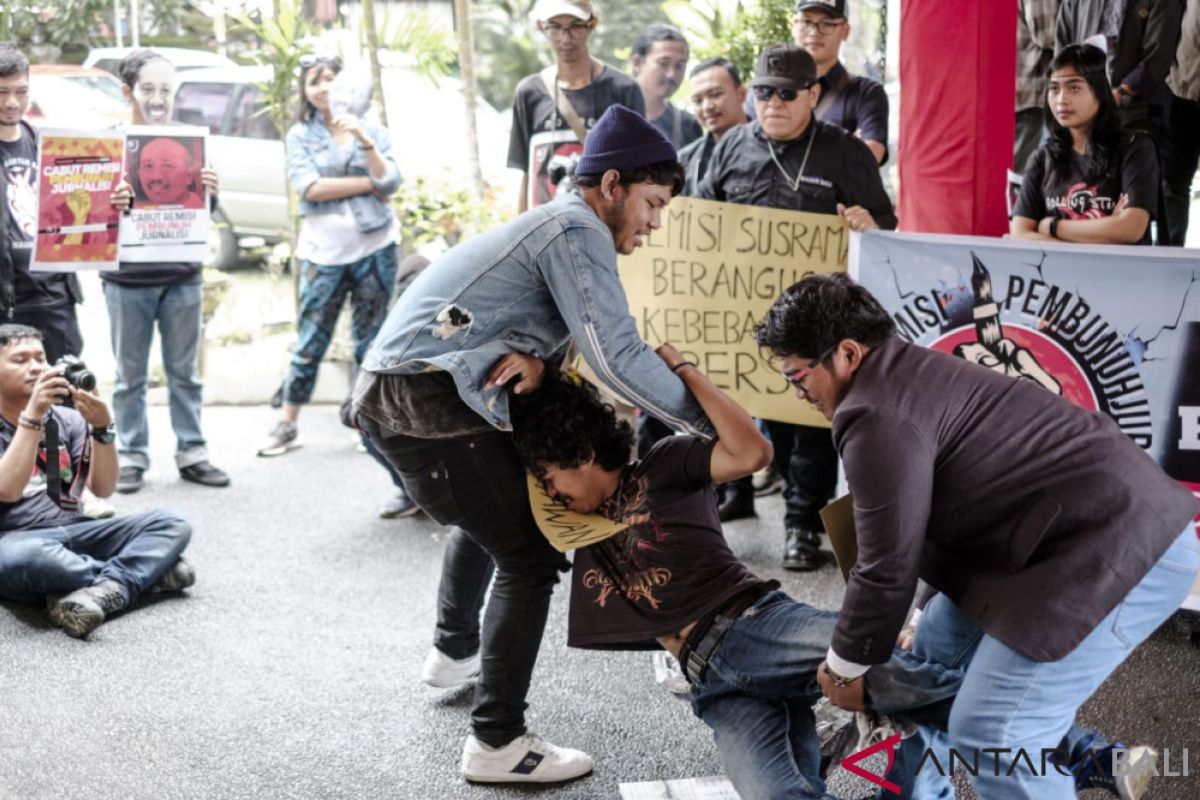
[{"xmin": 260, "ymin": 56, "xmax": 415, "ymax": 514}]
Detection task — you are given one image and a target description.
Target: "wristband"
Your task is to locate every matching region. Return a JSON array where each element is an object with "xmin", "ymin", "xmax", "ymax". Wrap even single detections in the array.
[
  {"xmin": 1049, "ymin": 218, "xmax": 1060, "ymax": 239},
  {"xmin": 360, "ymin": 141, "xmax": 375, "ymax": 151},
  {"xmin": 18, "ymin": 412, "xmax": 43, "ymax": 431},
  {"xmin": 671, "ymin": 361, "xmax": 697, "ymax": 373}
]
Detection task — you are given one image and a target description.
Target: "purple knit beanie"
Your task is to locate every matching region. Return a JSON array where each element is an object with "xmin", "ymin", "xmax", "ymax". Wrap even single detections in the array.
[{"xmin": 575, "ymin": 105, "xmax": 679, "ymax": 176}]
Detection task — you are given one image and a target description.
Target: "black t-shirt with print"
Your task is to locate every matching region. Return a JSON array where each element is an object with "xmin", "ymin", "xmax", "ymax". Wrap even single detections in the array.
[
  {"xmin": 1013, "ymin": 133, "xmax": 1159, "ymax": 245},
  {"xmin": 0, "ymin": 130, "xmax": 74, "ymax": 309},
  {"xmin": 0, "ymin": 407, "xmax": 90, "ymax": 534},
  {"xmin": 507, "ymin": 66, "xmax": 645, "ymax": 207},
  {"xmin": 568, "ymin": 435, "xmax": 767, "ymax": 650}
]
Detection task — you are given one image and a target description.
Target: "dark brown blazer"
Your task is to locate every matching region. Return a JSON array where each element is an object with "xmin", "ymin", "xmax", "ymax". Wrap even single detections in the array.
[{"xmin": 832, "ymin": 337, "xmax": 1197, "ymax": 665}]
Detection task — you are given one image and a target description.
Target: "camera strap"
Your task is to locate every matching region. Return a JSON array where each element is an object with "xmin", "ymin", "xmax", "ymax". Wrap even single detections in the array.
[
  {"xmin": 36, "ymin": 410, "xmax": 89, "ymax": 512},
  {"xmin": 541, "ymin": 66, "xmax": 590, "ymax": 146},
  {"xmin": 43, "ymin": 414, "xmax": 61, "ymax": 507}
]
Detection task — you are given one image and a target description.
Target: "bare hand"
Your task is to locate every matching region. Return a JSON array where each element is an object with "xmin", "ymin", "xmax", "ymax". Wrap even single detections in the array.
[
  {"xmin": 332, "ymin": 115, "xmax": 372, "ymax": 147},
  {"xmin": 837, "ymin": 203, "xmax": 879, "ymax": 232},
  {"xmin": 110, "ymin": 180, "xmax": 133, "ymax": 212},
  {"xmin": 24, "ymin": 369, "xmax": 70, "ymax": 418},
  {"xmin": 655, "ymin": 342, "xmax": 687, "ymax": 371},
  {"xmin": 485, "ymin": 353, "xmax": 545, "ymax": 395},
  {"xmin": 1113, "ymin": 193, "xmax": 1130, "ymax": 216},
  {"xmin": 200, "ymin": 167, "xmax": 219, "ymax": 195},
  {"xmin": 70, "ymin": 387, "xmax": 113, "ymax": 428},
  {"xmin": 816, "ymin": 660, "xmax": 867, "ymax": 711},
  {"xmin": 897, "ymin": 623, "xmax": 916, "ymax": 651}
]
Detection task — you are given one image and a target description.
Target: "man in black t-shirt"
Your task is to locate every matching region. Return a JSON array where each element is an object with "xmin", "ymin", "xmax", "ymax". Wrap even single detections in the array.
[
  {"xmin": 0, "ymin": 324, "xmax": 194, "ymax": 639},
  {"xmin": 508, "ymin": 0, "xmax": 645, "ymax": 212},
  {"xmin": 0, "ymin": 45, "xmax": 84, "ymax": 366},
  {"xmin": 630, "ymin": 24, "xmax": 702, "ymax": 152},
  {"xmin": 509, "ymin": 351, "xmax": 965, "ymax": 800}
]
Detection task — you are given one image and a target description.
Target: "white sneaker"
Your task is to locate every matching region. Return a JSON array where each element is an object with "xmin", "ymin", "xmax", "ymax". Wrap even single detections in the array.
[
  {"xmin": 461, "ymin": 732, "xmax": 593, "ymax": 783},
  {"xmin": 420, "ymin": 647, "xmax": 481, "ymax": 688}
]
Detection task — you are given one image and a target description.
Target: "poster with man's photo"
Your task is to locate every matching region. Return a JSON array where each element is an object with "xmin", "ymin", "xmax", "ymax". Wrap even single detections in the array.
[
  {"xmin": 118, "ymin": 125, "xmax": 209, "ymax": 263},
  {"xmin": 527, "ymin": 128, "xmax": 583, "ymax": 210},
  {"xmin": 30, "ymin": 129, "xmax": 125, "ymax": 272}
]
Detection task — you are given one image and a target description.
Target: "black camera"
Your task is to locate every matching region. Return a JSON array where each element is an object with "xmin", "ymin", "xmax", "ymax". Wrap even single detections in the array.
[
  {"xmin": 54, "ymin": 355, "xmax": 97, "ymax": 392},
  {"xmin": 547, "ymin": 152, "xmax": 580, "ymax": 194}
]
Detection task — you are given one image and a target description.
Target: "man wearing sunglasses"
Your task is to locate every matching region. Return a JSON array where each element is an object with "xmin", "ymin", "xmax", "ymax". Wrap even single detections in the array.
[
  {"xmin": 508, "ymin": 0, "xmax": 645, "ymax": 213},
  {"xmin": 742, "ymin": 1, "xmax": 890, "ymax": 166},
  {"xmin": 697, "ymin": 43, "xmax": 894, "ymax": 572}
]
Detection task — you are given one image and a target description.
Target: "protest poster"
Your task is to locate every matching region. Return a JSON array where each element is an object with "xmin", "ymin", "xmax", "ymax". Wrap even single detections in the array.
[
  {"xmin": 852, "ymin": 232, "xmax": 1200, "ymax": 605},
  {"xmin": 527, "ymin": 471, "xmax": 628, "ymax": 552},
  {"xmin": 118, "ymin": 125, "xmax": 209, "ymax": 263},
  {"xmin": 618, "ymin": 196, "xmax": 848, "ymax": 427},
  {"xmin": 30, "ymin": 129, "xmax": 124, "ymax": 272},
  {"xmin": 619, "ymin": 776, "xmax": 742, "ymax": 799}
]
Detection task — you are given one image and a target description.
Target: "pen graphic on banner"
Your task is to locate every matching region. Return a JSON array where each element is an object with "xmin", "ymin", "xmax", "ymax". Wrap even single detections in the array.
[{"xmin": 971, "ymin": 253, "xmax": 1003, "ymax": 348}]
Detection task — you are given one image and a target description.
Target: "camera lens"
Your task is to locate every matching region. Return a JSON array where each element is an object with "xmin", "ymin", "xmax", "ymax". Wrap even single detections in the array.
[{"xmin": 74, "ymin": 371, "xmax": 97, "ymax": 392}]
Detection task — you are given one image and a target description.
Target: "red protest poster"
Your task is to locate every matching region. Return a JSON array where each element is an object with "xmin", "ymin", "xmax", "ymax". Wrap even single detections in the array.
[{"xmin": 31, "ymin": 129, "xmax": 124, "ymax": 272}]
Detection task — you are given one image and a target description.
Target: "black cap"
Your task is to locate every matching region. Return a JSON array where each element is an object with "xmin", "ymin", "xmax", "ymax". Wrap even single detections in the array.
[
  {"xmin": 748, "ymin": 44, "xmax": 818, "ymax": 91},
  {"xmin": 794, "ymin": 0, "xmax": 847, "ymax": 19}
]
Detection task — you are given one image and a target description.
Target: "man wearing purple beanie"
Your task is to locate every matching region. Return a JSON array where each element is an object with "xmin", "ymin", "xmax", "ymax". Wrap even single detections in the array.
[{"xmin": 355, "ymin": 105, "xmax": 713, "ymax": 784}]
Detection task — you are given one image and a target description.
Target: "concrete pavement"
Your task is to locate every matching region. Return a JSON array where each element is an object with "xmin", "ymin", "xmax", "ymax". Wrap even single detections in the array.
[{"xmin": 1, "ymin": 405, "xmax": 1198, "ymax": 799}]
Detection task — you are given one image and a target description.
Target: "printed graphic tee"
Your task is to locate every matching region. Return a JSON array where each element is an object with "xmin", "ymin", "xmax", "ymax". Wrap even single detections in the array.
[
  {"xmin": 1013, "ymin": 133, "xmax": 1159, "ymax": 245},
  {"xmin": 567, "ymin": 435, "xmax": 766, "ymax": 650},
  {"xmin": 0, "ymin": 129, "xmax": 74, "ymax": 308},
  {"xmin": 0, "ymin": 408, "xmax": 89, "ymax": 534},
  {"xmin": 507, "ymin": 66, "xmax": 645, "ymax": 208}
]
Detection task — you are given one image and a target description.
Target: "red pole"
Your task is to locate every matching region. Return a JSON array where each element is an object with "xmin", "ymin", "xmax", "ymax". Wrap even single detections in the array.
[{"xmin": 898, "ymin": 0, "xmax": 1018, "ymax": 236}]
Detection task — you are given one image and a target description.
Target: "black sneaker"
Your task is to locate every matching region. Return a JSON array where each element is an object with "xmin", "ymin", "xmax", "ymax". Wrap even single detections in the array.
[
  {"xmin": 783, "ymin": 527, "xmax": 822, "ymax": 571},
  {"xmin": 117, "ymin": 465, "xmax": 144, "ymax": 494},
  {"xmin": 179, "ymin": 461, "xmax": 231, "ymax": 487},
  {"xmin": 47, "ymin": 580, "xmax": 127, "ymax": 639},
  {"xmin": 718, "ymin": 487, "xmax": 756, "ymax": 522}
]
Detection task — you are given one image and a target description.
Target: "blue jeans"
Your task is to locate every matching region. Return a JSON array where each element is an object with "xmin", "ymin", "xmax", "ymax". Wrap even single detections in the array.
[
  {"xmin": 910, "ymin": 525, "xmax": 1199, "ymax": 799},
  {"xmin": 284, "ymin": 244, "xmax": 397, "ymax": 406},
  {"xmin": 0, "ymin": 510, "xmax": 192, "ymax": 604},
  {"xmin": 689, "ymin": 591, "xmax": 966, "ymax": 800},
  {"xmin": 104, "ymin": 280, "xmax": 208, "ymax": 470}
]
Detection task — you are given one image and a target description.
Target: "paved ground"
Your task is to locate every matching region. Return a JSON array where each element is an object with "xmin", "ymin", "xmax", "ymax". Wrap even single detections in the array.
[{"xmin": 1, "ymin": 405, "xmax": 1198, "ymax": 800}]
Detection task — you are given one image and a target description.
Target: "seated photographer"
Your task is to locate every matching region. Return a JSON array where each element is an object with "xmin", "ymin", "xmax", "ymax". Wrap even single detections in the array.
[
  {"xmin": 0, "ymin": 324, "xmax": 193, "ymax": 639},
  {"xmin": 507, "ymin": 347, "xmax": 966, "ymax": 800}
]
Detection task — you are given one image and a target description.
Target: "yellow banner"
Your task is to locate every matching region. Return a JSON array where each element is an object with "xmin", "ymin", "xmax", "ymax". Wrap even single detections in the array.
[
  {"xmin": 618, "ymin": 196, "xmax": 847, "ymax": 426},
  {"xmin": 527, "ymin": 472, "xmax": 629, "ymax": 552}
]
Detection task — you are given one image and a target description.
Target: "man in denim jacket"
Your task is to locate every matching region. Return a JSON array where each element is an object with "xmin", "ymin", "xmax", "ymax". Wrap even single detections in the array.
[{"xmin": 355, "ymin": 104, "xmax": 710, "ymax": 783}]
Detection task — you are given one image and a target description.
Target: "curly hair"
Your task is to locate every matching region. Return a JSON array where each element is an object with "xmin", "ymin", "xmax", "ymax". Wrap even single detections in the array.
[
  {"xmin": 573, "ymin": 160, "xmax": 685, "ymax": 197},
  {"xmin": 510, "ymin": 371, "xmax": 634, "ymax": 478},
  {"xmin": 755, "ymin": 273, "xmax": 895, "ymax": 358}
]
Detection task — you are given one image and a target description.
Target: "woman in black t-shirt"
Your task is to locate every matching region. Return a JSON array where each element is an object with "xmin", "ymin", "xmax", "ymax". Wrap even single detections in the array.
[{"xmin": 1011, "ymin": 44, "xmax": 1159, "ymax": 246}]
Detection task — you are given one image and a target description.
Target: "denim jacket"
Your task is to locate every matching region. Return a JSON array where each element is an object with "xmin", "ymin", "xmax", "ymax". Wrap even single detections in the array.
[
  {"xmin": 285, "ymin": 116, "xmax": 402, "ymax": 232},
  {"xmin": 363, "ymin": 192, "xmax": 713, "ymax": 436}
]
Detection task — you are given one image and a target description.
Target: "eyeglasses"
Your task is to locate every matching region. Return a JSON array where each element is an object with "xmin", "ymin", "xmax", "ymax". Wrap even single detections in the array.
[
  {"xmin": 781, "ymin": 346, "xmax": 836, "ymax": 396},
  {"xmin": 542, "ymin": 20, "xmax": 593, "ymax": 37},
  {"xmin": 753, "ymin": 85, "xmax": 811, "ymax": 103},
  {"xmin": 794, "ymin": 18, "xmax": 846, "ymax": 34}
]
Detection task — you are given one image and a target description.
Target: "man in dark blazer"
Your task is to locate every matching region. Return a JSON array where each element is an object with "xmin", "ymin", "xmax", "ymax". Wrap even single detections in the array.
[{"xmin": 755, "ymin": 273, "xmax": 1199, "ymax": 798}]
